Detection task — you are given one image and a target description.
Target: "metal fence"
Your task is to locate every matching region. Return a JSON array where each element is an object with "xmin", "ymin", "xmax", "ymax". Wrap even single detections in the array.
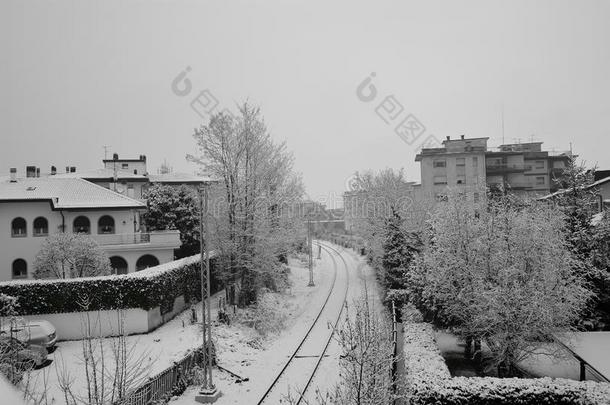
[
  {"xmin": 390, "ymin": 301, "xmax": 398, "ymax": 395},
  {"xmin": 124, "ymin": 347, "xmax": 202, "ymax": 405}
]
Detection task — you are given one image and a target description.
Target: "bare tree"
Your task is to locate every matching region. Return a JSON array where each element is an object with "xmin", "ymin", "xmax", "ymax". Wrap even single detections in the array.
[
  {"xmin": 54, "ymin": 295, "xmax": 151, "ymax": 404},
  {"xmin": 188, "ymin": 102, "xmax": 304, "ymax": 305},
  {"xmin": 283, "ymin": 293, "xmax": 394, "ymax": 405},
  {"xmin": 347, "ymin": 169, "xmax": 425, "ymax": 270},
  {"xmin": 33, "ymin": 233, "xmax": 111, "ymax": 279}
]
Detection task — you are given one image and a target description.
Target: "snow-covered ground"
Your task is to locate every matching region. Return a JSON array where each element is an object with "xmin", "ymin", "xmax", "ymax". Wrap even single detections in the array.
[
  {"xmin": 27, "ymin": 284, "xmax": 228, "ymax": 402},
  {"xmin": 302, "ymin": 243, "xmax": 385, "ymax": 404},
  {"xmin": 171, "ymin": 243, "xmax": 384, "ymax": 405},
  {"xmin": 25, "ymin": 243, "xmax": 384, "ymax": 405},
  {"xmin": 173, "ymin": 250, "xmax": 336, "ymax": 405}
]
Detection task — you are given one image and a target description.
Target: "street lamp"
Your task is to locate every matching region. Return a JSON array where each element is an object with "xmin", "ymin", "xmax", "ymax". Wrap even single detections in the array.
[{"xmin": 196, "ymin": 179, "xmax": 222, "ymax": 404}]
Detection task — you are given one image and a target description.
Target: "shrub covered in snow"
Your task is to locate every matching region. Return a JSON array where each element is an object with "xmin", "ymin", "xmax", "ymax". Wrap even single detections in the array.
[
  {"xmin": 402, "ymin": 321, "xmax": 610, "ymax": 405},
  {"xmin": 0, "ymin": 254, "xmax": 220, "ymax": 315}
]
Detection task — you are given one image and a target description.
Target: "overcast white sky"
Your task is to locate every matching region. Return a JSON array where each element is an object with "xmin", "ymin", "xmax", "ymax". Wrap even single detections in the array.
[{"xmin": 1, "ymin": 0, "xmax": 609, "ymax": 206}]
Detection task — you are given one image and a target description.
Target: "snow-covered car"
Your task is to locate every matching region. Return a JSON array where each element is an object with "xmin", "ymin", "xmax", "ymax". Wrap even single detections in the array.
[{"xmin": 0, "ymin": 320, "xmax": 57, "ymax": 352}]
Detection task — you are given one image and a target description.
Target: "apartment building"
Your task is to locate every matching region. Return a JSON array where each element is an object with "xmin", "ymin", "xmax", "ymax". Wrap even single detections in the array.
[
  {"xmin": 0, "ymin": 170, "xmax": 180, "ymax": 281},
  {"xmin": 415, "ymin": 136, "xmax": 572, "ymax": 200},
  {"xmin": 486, "ymin": 142, "xmax": 572, "ymax": 196},
  {"xmin": 415, "ymin": 135, "xmax": 488, "ymax": 202},
  {"xmin": 343, "ymin": 136, "xmax": 574, "ymax": 235}
]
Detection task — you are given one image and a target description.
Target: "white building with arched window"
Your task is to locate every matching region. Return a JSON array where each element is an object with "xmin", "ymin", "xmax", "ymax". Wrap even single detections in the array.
[{"xmin": 0, "ymin": 175, "xmax": 181, "ymax": 281}]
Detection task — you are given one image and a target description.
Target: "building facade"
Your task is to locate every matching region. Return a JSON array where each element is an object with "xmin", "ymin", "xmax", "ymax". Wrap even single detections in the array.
[
  {"xmin": 416, "ymin": 136, "xmax": 572, "ymax": 200},
  {"xmin": 415, "ymin": 136, "xmax": 488, "ymax": 202},
  {"xmin": 343, "ymin": 135, "xmax": 574, "ymax": 235},
  {"xmin": 0, "ymin": 174, "xmax": 180, "ymax": 281},
  {"xmin": 485, "ymin": 142, "xmax": 571, "ymax": 196}
]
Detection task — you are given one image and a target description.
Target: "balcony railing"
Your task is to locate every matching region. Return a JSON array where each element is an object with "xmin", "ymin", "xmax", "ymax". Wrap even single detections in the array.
[
  {"xmin": 488, "ymin": 181, "xmax": 533, "ymax": 190},
  {"xmin": 91, "ymin": 230, "xmax": 180, "ymax": 247},
  {"xmin": 486, "ymin": 163, "xmax": 527, "ymax": 173}
]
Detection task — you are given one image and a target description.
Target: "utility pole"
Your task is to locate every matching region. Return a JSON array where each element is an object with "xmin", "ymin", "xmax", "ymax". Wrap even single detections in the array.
[
  {"xmin": 308, "ymin": 217, "xmax": 315, "ymax": 287},
  {"xmin": 196, "ymin": 181, "xmax": 221, "ymax": 403}
]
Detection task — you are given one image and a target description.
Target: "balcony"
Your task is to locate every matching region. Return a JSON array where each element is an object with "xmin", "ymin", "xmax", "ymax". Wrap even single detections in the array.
[
  {"xmin": 487, "ymin": 181, "xmax": 532, "ymax": 190},
  {"xmin": 91, "ymin": 230, "xmax": 181, "ymax": 250},
  {"xmin": 485, "ymin": 163, "xmax": 527, "ymax": 174}
]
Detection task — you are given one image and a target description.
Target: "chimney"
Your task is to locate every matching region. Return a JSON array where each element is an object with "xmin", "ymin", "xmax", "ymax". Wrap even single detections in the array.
[
  {"xmin": 70, "ymin": 166, "xmax": 76, "ymax": 173},
  {"xmin": 113, "ymin": 153, "xmax": 119, "ymax": 160},
  {"xmin": 9, "ymin": 168, "xmax": 17, "ymax": 182},
  {"xmin": 446, "ymin": 136, "xmax": 450, "ymax": 141},
  {"xmin": 51, "ymin": 166, "xmax": 57, "ymax": 175},
  {"xmin": 460, "ymin": 135, "xmax": 465, "ymax": 140},
  {"xmin": 26, "ymin": 166, "xmax": 36, "ymax": 178}
]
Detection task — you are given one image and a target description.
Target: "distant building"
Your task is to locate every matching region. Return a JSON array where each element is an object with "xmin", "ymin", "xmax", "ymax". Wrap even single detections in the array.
[
  {"xmin": 540, "ymin": 174, "xmax": 610, "ymax": 213},
  {"xmin": 53, "ymin": 167, "xmax": 150, "ymax": 199},
  {"xmin": 485, "ymin": 142, "xmax": 572, "ymax": 196},
  {"xmin": 52, "ymin": 153, "xmax": 212, "ymax": 199},
  {"xmin": 415, "ymin": 135, "xmax": 488, "ymax": 203},
  {"xmin": 343, "ymin": 182, "xmax": 424, "ymax": 233},
  {"xmin": 0, "ymin": 170, "xmax": 180, "ymax": 281},
  {"xmin": 415, "ymin": 136, "xmax": 572, "ymax": 200},
  {"xmin": 343, "ymin": 135, "xmax": 574, "ymax": 235}
]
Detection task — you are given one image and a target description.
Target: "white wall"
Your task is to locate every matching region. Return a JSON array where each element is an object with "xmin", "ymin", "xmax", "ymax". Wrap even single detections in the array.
[{"xmin": 19, "ymin": 295, "xmax": 188, "ymax": 340}]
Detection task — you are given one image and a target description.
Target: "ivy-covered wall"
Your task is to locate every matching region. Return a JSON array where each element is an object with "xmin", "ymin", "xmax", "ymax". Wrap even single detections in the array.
[{"xmin": 0, "ymin": 254, "xmax": 221, "ymax": 316}]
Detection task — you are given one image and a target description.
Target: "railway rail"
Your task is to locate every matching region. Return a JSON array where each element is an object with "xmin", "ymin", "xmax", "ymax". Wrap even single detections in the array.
[{"xmin": 256, "ymin": 241, "xmax": 349, "ymax": 404}]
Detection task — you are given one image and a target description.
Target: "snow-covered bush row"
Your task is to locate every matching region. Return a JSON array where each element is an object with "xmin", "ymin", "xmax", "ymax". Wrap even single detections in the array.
[
  {"xmin": 403, "ymin": 322, "xmax": 452, "ymax": 384},
  {"xmin": 403, "ymin": 321, "xmax": 610, "ymax": 405},
  {"xmin": 0, "ymin": 254, "xmax": 220, "ymax": 315}
]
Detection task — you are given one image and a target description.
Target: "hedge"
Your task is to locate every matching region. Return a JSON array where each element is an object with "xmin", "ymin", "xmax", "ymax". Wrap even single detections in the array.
[
  {"xmin": 0, "ymin": 254, "xmax": 221, "ymax": 316},
  {"xmin": 403, "ymin": 322, "xmax": 610, "ymax": 405}
]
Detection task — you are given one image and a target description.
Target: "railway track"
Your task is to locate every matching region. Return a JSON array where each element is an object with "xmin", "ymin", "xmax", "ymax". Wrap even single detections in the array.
[{"xmin": 256, "ymin": 241, "xmax": 349, "ymax": 405}]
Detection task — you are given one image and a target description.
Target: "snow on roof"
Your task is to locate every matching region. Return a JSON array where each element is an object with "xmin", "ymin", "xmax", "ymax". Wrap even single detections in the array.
[
  {"xmin": 149, "ymin": 172, "xmax": 213, "ymax": 184},
  {"xmin": 591, "ymin": 176, "xmax": 610, "ymax": 188},
  {"xmin": 0, "ymin": 177, "xmax": 145, "ymax": 210},
  {"xmin": 52, "ymin": 168, "xmax": 148, "ymax": 180},
  {"xmin": 539, "ymin": 176, "xmax": 610, "ymax": 201}
]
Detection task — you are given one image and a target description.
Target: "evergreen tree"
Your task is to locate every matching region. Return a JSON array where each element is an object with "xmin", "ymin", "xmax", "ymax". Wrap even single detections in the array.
[
  {"xmin": 380, "ymin": 209, "xmax": 420, "ymax": 290},
  {"xmin": 142, "ymin": 184, "xmax": 201, "ymax": 258}
]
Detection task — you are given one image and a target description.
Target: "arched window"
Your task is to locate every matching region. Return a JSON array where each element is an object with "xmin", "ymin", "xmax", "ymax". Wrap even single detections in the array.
[
  {"xmin": 11, "ymin": 218, "xmax": 27, "ymax": 237},
  {"xmin": 109, "ymin": 256, "xmax": 128, "ymax": 275},
  {"xmin": 98, "ymin": 215, "xmax": 115, "ymax": 234},
  {"xmin": 73, "ymin": 216, "xmax": 91, "ymax": 234},
  {"xmin": 12, "ymin": 259, "xmax": 27, "ymax": 279},
  {"xmin": 33, "ymin": 217, "xmax": 49, "ymax": 236},
  {"xmin": 136, "ymin": 254, "xmax": 159, "ymax": 271}
]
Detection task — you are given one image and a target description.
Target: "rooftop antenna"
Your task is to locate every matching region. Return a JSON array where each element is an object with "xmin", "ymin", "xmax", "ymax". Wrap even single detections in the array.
[
  {"xmin": 103, "ymin": 145, "xmax": 111, "ymax": 160},
  {"xmin": 501, "ymin": 105, "xmax": 505, "ymax": 145}
]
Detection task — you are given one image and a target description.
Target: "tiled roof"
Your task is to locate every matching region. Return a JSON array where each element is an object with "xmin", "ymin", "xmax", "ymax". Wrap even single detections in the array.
[
  {"xmin": 0, "ymin": 177, "xmax": 146, "ymax": 210},
  {"xmin": 148, "ymin": 172, "xmax": 213, "ymax": 184},
  {"xmin": 52, "ymin": 168, "xmax": 148, "ymax": 181}
]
